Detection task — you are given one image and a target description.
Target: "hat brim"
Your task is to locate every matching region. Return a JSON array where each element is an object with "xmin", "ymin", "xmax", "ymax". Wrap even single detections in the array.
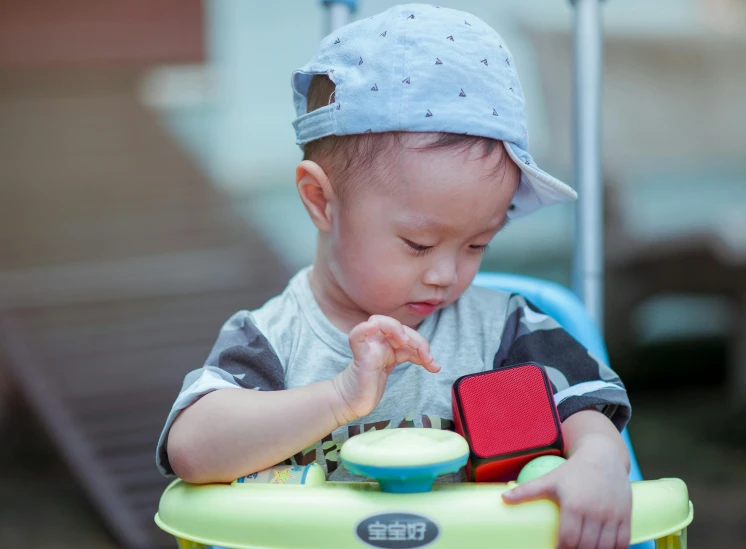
[{"xmin": 503, "ymin": 141, "xmax": 577, "ymax": 219}]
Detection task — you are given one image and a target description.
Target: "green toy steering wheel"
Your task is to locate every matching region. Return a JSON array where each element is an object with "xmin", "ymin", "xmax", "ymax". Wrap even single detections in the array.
[{"xmin": 340, "ymin": 428, "xmax": 469, "ymax": 493}]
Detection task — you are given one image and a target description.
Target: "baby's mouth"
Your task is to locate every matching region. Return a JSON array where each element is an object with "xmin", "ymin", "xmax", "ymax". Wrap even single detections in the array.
[{"xmin": 406, "ymin": 300, "xmax": 443, "ymax": 316}]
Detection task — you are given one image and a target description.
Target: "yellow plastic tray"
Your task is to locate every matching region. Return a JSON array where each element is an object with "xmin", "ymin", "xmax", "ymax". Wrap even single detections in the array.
[{"xmin": 155, "ymin": 476, "xmax": 693, "ymax": 549}]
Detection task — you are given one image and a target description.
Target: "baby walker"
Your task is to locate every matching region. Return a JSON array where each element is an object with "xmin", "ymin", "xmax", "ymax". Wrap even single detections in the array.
[{"xmin": 154, "ymin": 1, "xmax": 694, "ymax": 547}]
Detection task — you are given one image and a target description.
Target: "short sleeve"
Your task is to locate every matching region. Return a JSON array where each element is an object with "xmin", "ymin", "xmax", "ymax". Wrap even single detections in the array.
[
  {"xmin": 155, "ymin": 311, "xmax": 286, "ymax": 476},
  {"xmin": 493, "ymin": 294, "xmax": 631, "ymax": 431}
]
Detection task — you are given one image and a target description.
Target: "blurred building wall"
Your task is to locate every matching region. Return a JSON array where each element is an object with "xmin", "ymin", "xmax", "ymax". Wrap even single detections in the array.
[{"xmin": 0, "ymin": 0, "xmax": 204, "ymax": 69}]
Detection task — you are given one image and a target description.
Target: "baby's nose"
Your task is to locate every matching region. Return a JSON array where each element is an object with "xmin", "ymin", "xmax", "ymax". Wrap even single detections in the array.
[{"xmin": 423, "ymin": 260, "xmax": 457, "ymax": 288}]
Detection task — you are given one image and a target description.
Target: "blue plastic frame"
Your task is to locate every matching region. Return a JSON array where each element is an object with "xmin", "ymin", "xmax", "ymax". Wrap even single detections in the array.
[
  {"xmin": 343, "ymin": 454, "xmax": 469, "ymax": 494},
  {"xmin": 473, "ymin": 272, "xmax": 643, "ymax": 481},
  {"xmin": 474, "ymin": 273, "xmax": 651, "ymax": 549}
]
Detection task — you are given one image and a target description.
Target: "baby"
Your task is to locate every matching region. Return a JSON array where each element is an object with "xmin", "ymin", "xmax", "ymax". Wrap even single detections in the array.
[{"xmin": 158, "ymin": 5, "xmax": 633, "ymax": 549}]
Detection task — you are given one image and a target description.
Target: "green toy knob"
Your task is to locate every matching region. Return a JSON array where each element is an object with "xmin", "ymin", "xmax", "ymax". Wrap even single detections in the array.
[{"xmin": 516, "ymin": 455, "xmax": 567, "ymax": 483}]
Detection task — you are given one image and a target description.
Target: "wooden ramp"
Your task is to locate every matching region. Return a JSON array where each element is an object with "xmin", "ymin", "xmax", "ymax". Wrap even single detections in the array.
[{"xmin": 0, "ymin": 70, "xmax": 289, "ymax": 548}]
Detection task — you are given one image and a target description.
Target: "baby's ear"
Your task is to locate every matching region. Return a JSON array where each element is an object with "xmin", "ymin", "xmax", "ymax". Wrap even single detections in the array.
[{"xmin": 296, "ymin": 160, "xmax": 335, "ymax": 231}]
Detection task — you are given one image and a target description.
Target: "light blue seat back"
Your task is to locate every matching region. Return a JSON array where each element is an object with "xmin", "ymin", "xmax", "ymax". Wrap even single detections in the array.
[{"xmin": 473, "ymin": 272, "xmax": 644, "ymax": 483}]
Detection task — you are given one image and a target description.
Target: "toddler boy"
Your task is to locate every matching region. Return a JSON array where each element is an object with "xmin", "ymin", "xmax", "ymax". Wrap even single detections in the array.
[{"xmin": 158, "ymin": 5, "xmax": 633, "ymax": 549}]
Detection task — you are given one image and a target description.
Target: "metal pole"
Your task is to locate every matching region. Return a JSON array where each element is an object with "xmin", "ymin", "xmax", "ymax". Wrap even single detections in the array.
[
  {"xmin": 326, "ymin": 2, "xmax": 352, "ymax": 34},
  {"xmin": 571, "ymin": 0, "xmax": 605, "ymax": 331}
]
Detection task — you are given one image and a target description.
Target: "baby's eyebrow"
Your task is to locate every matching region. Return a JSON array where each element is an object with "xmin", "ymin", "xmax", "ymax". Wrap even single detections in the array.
[
  {"xmin": 400, "ymin": 216, "xmax": 456, "ymax": 234},
  {"xmin": 477, "ymin": 217, "xmax": 509, "ymax": 237},
  {"xmin": 400, "ymin": 215, "xmax": 508, "ymax": 235}
]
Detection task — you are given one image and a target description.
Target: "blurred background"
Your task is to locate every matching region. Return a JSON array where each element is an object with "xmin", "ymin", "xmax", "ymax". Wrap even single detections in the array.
[{"xmin": 0, "ymin": 0, "xmax": 744, "ymax": 547}]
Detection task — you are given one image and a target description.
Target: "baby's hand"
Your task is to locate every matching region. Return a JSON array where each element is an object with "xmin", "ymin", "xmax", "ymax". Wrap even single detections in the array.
[
  {"xmin": 332, "ymin": 315, "xmax": 440, "ymax": 422},
  {"xmin": 502, "ymin": 442, "xmax": 632, "ymax": 549}
]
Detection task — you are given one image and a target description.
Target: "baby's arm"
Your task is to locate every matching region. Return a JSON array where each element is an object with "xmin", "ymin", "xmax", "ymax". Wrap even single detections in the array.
[
  {"xmin": 503, "ymin": 410, "xmax": 632, "ymax": 549},
  {"xmin": 167, "ymin": 315, "xmax": 438, "ymax": 484},
  {"xmin": 562, "ymin": 408, "xmax": 630, "ymax": 473},
  {"xmin": 167, "ymin": 380, "xmax": 348, "ymax": 484},
  {"xmin": 493, "ymin": 292, "xmax": 633, "ymax": 548}
]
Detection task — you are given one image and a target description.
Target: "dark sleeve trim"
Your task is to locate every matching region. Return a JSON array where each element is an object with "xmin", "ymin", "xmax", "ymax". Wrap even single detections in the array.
[
  {"xmin": 557, "ymin": 389, "xmax": 631, "ymax": 432},
  {"xmin": 206, "ymin": 313, "xmax": 286, "ymax": 391}
]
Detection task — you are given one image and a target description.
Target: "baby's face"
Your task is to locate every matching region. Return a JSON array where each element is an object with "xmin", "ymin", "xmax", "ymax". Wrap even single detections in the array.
[{"xmin": 327, "ymin": 135, "xmax": 520, "ymax": 329}]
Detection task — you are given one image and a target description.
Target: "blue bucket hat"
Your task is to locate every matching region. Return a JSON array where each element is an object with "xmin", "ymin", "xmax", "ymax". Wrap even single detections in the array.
[{"xmin": 292, "ymin": 3, "xmax": 577, "ymax": 218}]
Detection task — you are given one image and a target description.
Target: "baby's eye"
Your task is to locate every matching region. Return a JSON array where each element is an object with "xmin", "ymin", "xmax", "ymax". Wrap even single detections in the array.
[
  {"xmin": 402, "ymin": 239, "xmax": 433, "ymax": 256},
  {"xmin": 469, "ymin": 244, "xmax": 490, "ymax": 255}
]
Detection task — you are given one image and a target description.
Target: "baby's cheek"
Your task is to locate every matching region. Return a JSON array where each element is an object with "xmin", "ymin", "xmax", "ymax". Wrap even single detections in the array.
[
  {"xmin": 455, "ymin": 261, "xmax": 480, "ymax": 292},
  {"xmin": 346, "ymin": 260, "xmax": 397, "ymax": 302}
]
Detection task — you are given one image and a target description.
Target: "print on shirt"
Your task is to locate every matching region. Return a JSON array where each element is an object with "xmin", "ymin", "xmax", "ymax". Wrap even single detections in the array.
[{"xmin": 288, "ymin": 415, "xmax": 455, "ymax": 475}]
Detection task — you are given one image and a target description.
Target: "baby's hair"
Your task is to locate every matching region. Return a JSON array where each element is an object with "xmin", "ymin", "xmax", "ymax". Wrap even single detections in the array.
[{"xmin": 302, "ymin": 74, "xmax": 510, "ymax": 203}]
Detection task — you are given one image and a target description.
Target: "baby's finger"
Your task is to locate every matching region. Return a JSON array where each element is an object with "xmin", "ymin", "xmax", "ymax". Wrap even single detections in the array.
[
  {"xmin": 349, "ymin": 320, "xmax": 382, "ymax": 344},
  {"xmin": 596, "ymin": 521, "xmax": 619, "ymax": 549},
  {"xmin": 502, "ymin": 472, "xmax": 557, "ymax": 505},
  {"xmin": 614, "ymin": 519, "xmax": 630, "ymax": 549},
  {"xmin": 348, "ymin": 320, "xmax": 392, "ymax": 362},
  {"xmin": 369, "ymin": 315, "xmax": 409, "ymax": 347},
  {"xmin": 555, "ymin": 510, "xmax": 582, "ymax": 549},
  {"xmin": 401, "ymin": 325, "xmax": 440, "ymax": 372},
  {"xmin": 575, "ymin": 517, "xmax": 601, "ymax": 549},
  {"xmin": 419, "ymin": 358, "xmax": 441, "ymax": 373},
  {"xmin": 400, "ymin": 325, "xmax": 428, "ymax": 354}
]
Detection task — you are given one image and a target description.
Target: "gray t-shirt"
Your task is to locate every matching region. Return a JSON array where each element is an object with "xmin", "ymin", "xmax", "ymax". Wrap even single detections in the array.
[{"xmin": 156, "ymin": 267, "xmax": 630, "ymax": 481}]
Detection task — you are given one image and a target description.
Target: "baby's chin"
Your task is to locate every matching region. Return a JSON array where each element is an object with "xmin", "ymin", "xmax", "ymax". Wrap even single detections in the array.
[
  {"xmin": 393, "ymin": 303, "xmax": 448, "ymax": 330},
  {"xmin": 357, "ymin": 306, "xmax": 421, "ymax": 330},
  {"xmin": 361, "ymin": 296, "xmax": 452, "ymax": 328}
]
